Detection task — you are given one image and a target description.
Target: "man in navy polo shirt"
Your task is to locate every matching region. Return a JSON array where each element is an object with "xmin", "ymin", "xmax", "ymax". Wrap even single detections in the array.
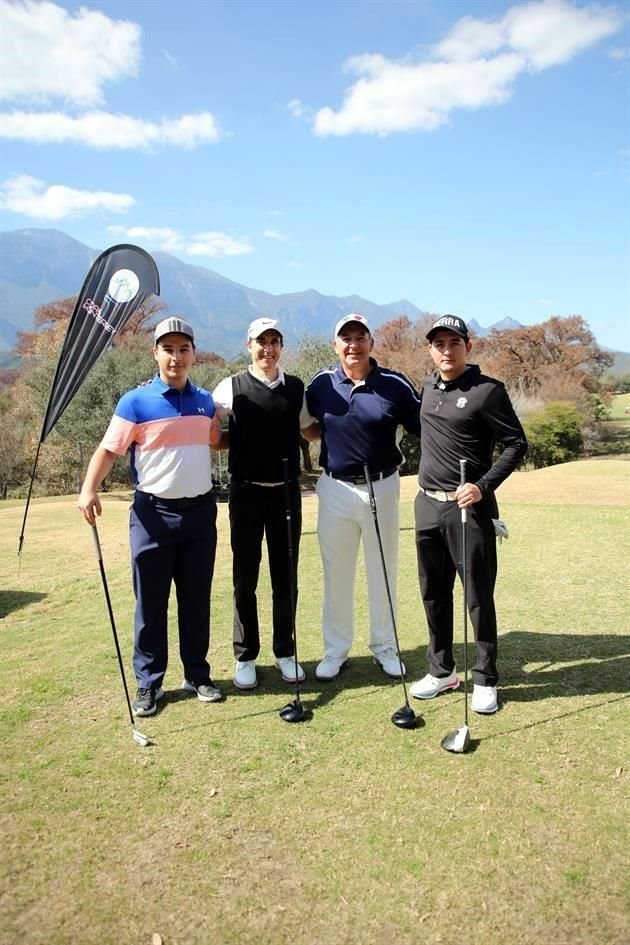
[
  {"xmin": 306, "ymin": 314, "xmax": 421, "ymax": 681},
  {"xmin": 410, "ymin": 315, "xmax": 527, "ymax": 714},
  {"xmin": 78, "ymin": 317, "xmax": 223, "ymax": 717}
]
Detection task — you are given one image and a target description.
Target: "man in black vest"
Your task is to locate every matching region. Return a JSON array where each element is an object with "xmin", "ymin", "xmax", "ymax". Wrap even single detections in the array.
[{"xmin": 213, "ymin": 318, "xmax": 318, "ymax": 690}]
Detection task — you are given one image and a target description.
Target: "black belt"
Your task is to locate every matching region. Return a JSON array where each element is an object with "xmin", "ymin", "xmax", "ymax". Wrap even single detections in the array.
[
  {"xmin": 326, "ymin": 467, "xmax": 398, "ymax": 485},
  {"xmin": 136, "ymin": 490, "xmax": 213, "ymax": 509}
]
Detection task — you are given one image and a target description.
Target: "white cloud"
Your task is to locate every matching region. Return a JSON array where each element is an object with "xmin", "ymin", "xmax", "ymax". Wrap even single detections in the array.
[
  {"xmin": 286, "ymin": 98, "xmax": 304, "ymax": 118},
  {"xmin": 286, "ymin": 261, "xmax": 302, "ymax": 269},
  {"xmin": 109, "ymin": 225, "xmax": 254, "ymax": 257},
  {"xmin": 0, "ymin": 109, "xmax": 222, "ymax": 149},
  {"xmin": 314, "ymin": 0, "xmax": 622, "ymax": 136},
  {"xmin": 264, "ymin": 228, "xmax": 288, "ymax": 240},
  {"xmin": 187, "ymin": 232, "xmax": 253, "ymax": 257},
  {"xmin": 0, "ymin": 174, "xmax": 135, "ymax": 220},
  {"xmin": 609, "ymin": 46, "xmax": 630, "ymax": 60},
  {"xmin": 0, "ymin": 0, "xmax": 141, "ymax": 106},
  {"xmin": 107, "ymin": 225, "xmax": 182, "ymax": 252},
  {"xmin": 163, "ymin": 49, "xmax": 178, "ymax": 67},
  {"xmin": 347, "ymin": 235, "xmax": 363, "ymax": 244},
  {"xmin": 537, "ymin": 297, "xmax": 553, "ymax": 304}
]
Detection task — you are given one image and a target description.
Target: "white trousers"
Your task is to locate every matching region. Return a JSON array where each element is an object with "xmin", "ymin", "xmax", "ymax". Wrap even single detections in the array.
[{"xmin": 316, "ymin": 471, "xmax": 400, "ymax": 660}]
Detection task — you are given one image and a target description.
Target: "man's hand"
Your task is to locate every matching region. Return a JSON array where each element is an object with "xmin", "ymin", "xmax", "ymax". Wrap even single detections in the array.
[
  {"xmin": 455, "ymin": 482, "xmax": 482, "ymax": 509},
  {"xmin": 78, "ymin": 488, "xmax": 102, "ymax": 526}
]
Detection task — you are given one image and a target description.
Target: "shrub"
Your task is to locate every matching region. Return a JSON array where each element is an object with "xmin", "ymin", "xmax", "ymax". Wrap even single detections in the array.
[{"xmin": 523, "ymin": 401, "xmax": 584, "ymax": 469}]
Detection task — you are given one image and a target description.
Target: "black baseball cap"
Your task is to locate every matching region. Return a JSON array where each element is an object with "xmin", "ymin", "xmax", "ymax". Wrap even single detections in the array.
[{"xmin": 426, "ymin": 315, "xmax": 469, "ymax": 342}]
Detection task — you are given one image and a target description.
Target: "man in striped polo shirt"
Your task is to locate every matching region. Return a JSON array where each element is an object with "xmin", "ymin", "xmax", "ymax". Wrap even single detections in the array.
[{"xmin": 78, "ymin": 317, "xmax": 223, "ymax": 716}]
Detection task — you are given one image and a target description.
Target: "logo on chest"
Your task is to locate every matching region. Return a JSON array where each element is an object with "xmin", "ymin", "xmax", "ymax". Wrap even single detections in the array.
[{"xmin": 456, "ymin": 397, "xmax": 468, "ymax": 409}]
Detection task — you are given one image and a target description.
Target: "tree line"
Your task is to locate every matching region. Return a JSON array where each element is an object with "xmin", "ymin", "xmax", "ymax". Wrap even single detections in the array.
[{"xmin": 0, "ymin": 297, "xmax": 616, "ymax": 499}]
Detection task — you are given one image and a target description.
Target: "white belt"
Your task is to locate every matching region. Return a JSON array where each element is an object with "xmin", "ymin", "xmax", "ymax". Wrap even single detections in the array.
[{"xmin": 420, "ymin": 487, "xmax": 457, "ymax": 502}]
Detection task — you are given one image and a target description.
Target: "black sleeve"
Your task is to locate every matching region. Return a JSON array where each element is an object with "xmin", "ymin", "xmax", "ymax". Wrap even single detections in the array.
[
  {"xmin": 476, "ymin": 385, "xmax": 528, "ymax": 493},
  {"xmin": 399, "ymin": 377, "xmax": 422, "ymax": 436}
]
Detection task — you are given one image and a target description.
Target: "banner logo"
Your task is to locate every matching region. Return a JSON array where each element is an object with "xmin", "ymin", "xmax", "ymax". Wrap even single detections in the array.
[
  {"xmin": 83, "ymin": 298, "xmax": 116, "ymax": 334},
  {"xmin": 107, "ymin": 269, "xmax": 140, "ymax": 304}
]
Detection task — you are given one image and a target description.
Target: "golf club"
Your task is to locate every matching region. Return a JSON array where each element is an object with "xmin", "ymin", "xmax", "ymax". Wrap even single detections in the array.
[
  {"xmin": 441, "ymin": 459, "xmax": 472, "ymax": 754},
  {"xmin": 363, "ymin": 464, "xmax": 418, "ymax": 730},
  {"xmin": 90, "ymin": 525, "xmax": 150, "ymax": 748},
  {"xmin": 278, "ymin": 458, "xmax": 308, "ymax": 723}
]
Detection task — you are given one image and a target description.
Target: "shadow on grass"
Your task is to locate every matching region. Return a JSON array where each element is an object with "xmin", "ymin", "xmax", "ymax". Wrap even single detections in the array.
[
  {"xmin": 494, "ymin": 630, "xmax": 630, "ymax": 702},
  {"xmin": 156, "ymin": 651, "xmax": 425, "ymax": 733},
  {"xmin": 0, "ymin": 589, "xmax": 47, "ymax": 619},
  {"xmin": 134, "ymin": 631, "xmax": 629, "ymax": 738}
]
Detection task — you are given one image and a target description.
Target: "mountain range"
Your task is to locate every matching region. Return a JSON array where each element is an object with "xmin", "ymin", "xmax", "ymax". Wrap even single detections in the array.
[{"xmin": 0, "ymin": 227, "xmax": 522, "ymax": 357}]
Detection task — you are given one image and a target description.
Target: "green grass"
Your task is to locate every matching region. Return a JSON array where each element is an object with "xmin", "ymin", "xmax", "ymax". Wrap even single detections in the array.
[{"xmin": 1, "ymin": 460, "xmax": 629, "ymax": 945}]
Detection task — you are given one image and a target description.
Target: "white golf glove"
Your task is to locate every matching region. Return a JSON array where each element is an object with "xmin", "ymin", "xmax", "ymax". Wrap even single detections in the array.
[{"xmin": 493, "ymin": 519, "xmax": 509, "ymax": 543}]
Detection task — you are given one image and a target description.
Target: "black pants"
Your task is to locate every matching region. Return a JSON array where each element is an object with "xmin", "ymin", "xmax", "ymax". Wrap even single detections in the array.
[
  {"xmin": 414, "ymin": 490, "xmax": 498, "ymax": 686},
  {"xmin": 229, "ymin": 480, "xmax": 301, "ymax": 661},
  {"xmin": 130, "ymin": 490, "xmax": 217, "ymax": 689}
]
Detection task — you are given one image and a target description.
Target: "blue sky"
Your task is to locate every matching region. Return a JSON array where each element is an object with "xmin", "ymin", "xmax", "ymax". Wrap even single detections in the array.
[{"xmin": 1, "ymin": 0, "xmax": 628, "ymax": 349}]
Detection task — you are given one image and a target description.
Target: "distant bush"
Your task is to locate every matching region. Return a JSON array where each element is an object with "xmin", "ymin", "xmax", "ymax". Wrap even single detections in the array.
[{"xmin": 523, "ymin": 401, "xmax": 584, "ymax": 468}]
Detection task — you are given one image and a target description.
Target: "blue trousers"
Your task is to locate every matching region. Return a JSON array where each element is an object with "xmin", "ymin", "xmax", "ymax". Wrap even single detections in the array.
[{"xmin": 130, "ymin": 490, "xmax": 217, "ymax": 688}]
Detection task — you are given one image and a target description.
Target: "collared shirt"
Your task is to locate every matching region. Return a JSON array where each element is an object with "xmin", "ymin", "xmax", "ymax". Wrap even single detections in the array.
[
  {"xmin": 213, "ymin": 367, "xmax": 314, "ymax": 428},
  {"xmin": 101, "ymin": 374, "xmax": 220, "ymax": 498},
  {"xmin": 419, "ymin": 364, "xmax": 527, "ymax": 493},
  {"xmin": 306, "ymin": 358, "xmax": 421, "ymax": 478}
]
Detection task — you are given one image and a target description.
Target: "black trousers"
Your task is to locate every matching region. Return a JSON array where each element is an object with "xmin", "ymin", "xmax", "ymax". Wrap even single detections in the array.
[
  {"xmin": 229, "ymin": 480, "xmax": 301, "ymax": 661},
  {"xmin": 130, "ymin": 490, "xmax": 217, "ymax": 689},
  {"xmin": 414, "ymin": 490, "xmax": 498, "ymax": 686}
]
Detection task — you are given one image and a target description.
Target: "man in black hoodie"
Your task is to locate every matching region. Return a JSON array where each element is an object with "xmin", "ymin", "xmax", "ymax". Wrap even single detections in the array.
[{"xmin": 410, "ymin": 315, "xmax": 527, "ymax": 715}]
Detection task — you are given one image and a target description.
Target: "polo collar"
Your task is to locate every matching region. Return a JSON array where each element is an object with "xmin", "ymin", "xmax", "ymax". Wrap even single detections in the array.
[
  {"xmin": 335, "ymin": 356, "xmax": 378, "ymax": 385},
  {"xmin": 152, "ymin": 373, "xmax": 194, "ymax": 396}
]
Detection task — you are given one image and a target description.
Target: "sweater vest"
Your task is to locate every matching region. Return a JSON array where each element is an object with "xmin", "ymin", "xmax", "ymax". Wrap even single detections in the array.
[{"xmin": 228, "ymin": 371, "xmax": 304, "ymax": 482}]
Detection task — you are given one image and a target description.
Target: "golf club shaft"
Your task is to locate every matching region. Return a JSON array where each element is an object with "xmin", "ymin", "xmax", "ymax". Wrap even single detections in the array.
[
  {"xmin": 91, "ymin": 524, "xmax": 136, "ymax": 728},
  {"xmin": 282, "ymin": 458, "xmax": 301, "ymax": 702},
  {"xmin": 363, "ymin": 465, "xmax": 410, "ymax": 707},
  {"xmin": 459, "ymin": 459, "xmax": 469, "ymax": 729}
]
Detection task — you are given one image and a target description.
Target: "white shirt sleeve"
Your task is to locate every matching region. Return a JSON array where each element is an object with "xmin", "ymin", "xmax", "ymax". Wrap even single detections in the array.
[
  {"xmin": 299, "ymin": 393, "xmax": 315, "ymax": 429},
  {"xmin": 212, "ymin": 376, "xmax": 234, "ymax": 414}
]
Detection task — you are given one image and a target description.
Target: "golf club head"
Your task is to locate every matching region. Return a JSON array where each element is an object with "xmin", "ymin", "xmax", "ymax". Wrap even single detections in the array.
[
  {"xmin": 391, "ymin": 705, "xmax": 418, "ymax": 729},
  {"xmin": 279, "ymin": 699, "xmax": 308, "ymax": 723},
  {"xmin": 132, "ymin": 729, "xmax": 151, "ymax": 747},
  {"xmin": 440, "ymin": 725, "xmax": 471, "ymax": 754}
]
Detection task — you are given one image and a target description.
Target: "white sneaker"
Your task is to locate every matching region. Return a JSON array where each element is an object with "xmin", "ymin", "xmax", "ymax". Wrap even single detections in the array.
[
  {"xmin": 275, "ymin": 656, "xmax": 306, "ymax": 683},
  {"xmin": 373, "ymin": 647, "xmax": 406, "ymax": 678},
  {"xmin": 410, "ymin": 669, "xmax": 460, "ymax": 700},
  {"xmin": 315, "ymin": 656, "xmax": 347, "ymax": 681},
  {"xmin": 233, "ymin": 660, "xmax": 257, "ymax": 690},
  {"xmin": 472, "ymin": 684, "xmax": 498, "ymax": 714}
]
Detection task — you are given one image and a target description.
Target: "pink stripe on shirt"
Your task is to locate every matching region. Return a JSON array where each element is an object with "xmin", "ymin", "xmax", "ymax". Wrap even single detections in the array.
[{"xmin": 102, "ymin": 414, "xmax": 220, "ymax": 455}]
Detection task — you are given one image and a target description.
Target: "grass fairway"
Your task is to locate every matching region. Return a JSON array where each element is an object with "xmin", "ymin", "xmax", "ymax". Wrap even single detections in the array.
[{"xmin": 1, "ymin": 459, "xmax": 628, "ymax": 945}]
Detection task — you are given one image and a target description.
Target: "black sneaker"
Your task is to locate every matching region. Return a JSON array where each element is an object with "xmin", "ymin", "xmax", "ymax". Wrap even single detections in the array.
[
  {"xmin": 182, "ymin": 678, "xmax": 223, "ymax": 703},
  {"xmin": 132, "ymin": 685, "xmax": 165, "ymax": 717}
]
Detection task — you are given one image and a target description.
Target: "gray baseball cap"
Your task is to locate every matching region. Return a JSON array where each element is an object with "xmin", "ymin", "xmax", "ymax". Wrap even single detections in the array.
[{"xmin": 154, "ymin": 317, "xmax": 195, "ymax": 344}]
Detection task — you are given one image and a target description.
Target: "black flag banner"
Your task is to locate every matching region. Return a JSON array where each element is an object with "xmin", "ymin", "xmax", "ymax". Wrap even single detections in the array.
[{"xmin": 18, "ymin": 244, "xmax": 160, "ymax": 559}]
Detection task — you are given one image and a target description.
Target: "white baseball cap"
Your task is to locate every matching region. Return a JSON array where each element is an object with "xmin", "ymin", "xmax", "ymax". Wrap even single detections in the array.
[
  {"xmin": 154, "ymin": 317, "xmax": 195, "ymax": 344},
  {"xmin": 334, "ymin": 313, "xmax": 371, "ymax": 338},
  {"xmin": 247, "ymin": 317, "xmax": 282, "ymax": 340}
]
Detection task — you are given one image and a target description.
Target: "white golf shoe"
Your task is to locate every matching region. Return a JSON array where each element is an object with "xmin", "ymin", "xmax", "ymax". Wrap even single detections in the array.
[
  {"xmin": 233, "ymin": 660, "xmax": 257, "ymax": 690},
  {"xmin": 410, "ymin": 670, "xmax": 460, "ymax": 700},
  {"xmin": 373, "ymin": 647, "xmax": 406, "ymax": 678},
  {"xmin": 471, "ymin": 684, "xmax": 498, "ymax": 714},
  {"xmin": 275, "ymin": 656, "xmax": 306, "ymax": 683},
  {"xmin": 315, "ymin": 656, "xmax": 347, "ymax": 681}
]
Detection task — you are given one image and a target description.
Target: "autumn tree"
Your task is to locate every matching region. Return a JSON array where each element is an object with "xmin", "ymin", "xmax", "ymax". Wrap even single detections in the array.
[{"xmin": 475, "ymin": 316, "xmax": 612, "ymax": 400}]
